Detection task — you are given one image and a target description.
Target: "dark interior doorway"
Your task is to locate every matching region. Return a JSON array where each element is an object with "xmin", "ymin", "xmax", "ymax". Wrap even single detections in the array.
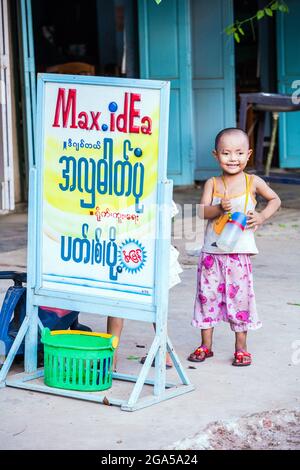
[
  {"xmin": 31, "ymin": 0, "xmax": 140, "ymax": 78},
  {"xmin": 234, "ymin": 0, "xmax": 278, "ymax": 167}
]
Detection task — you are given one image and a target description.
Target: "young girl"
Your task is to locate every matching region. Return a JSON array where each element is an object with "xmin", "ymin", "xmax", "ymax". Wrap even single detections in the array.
[{"xmin": 188, "ymin": 128, "xmax": 281, "ymax": 366}]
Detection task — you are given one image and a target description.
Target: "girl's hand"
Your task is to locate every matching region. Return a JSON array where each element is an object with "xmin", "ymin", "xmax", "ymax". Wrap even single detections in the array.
[
  {"xmin": 246, "ymin": 210, "xmax": 265, "ymax": 231},
  {"xmin": 221, "ymin": 189, "xmax": 232, "ymax": 213}
]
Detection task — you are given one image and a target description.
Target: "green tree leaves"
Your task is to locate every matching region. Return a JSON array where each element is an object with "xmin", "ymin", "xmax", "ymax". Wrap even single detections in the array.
[
  {"xmin": 257, "ymin": 9, "xmax": 265, "ymax": 20},
  {"xmin": 225, "ymin": 0, "xmax": 289, "ymax": 43}
]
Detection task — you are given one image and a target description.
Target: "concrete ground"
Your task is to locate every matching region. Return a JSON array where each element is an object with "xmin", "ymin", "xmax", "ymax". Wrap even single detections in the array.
[{"xmin": 0, "ymin": 183, "xmax": 299, "ymax": 450}]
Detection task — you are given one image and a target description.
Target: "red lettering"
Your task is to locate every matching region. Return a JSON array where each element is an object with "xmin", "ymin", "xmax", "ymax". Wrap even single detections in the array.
[
  {"xmin": 141, "ymin": 116, "xmax": 152, "ymax": 135},
  {"xmin": 116, "ymin": 92, "xmax": 129, "ymax": 132},
  {"xmin": 123, "ymin": 249, "xmax": 142, "ymax": 264},
  {"xmin": 52, "ymin": 88, "xmax": 77, "ymax": 128},
  {"xmin": 129, "ymin": 93, "xmax": 141, "ymax": 133},
  {"xmin": 90, "ymin": 111, "xmax": 101, "ymax": 130},
  {"xmin": 78, "ymin": 112, "xmax": 89, "ymax": 129},
  {"xmin": 110, "ymin": 112, "xmax": 115, "ymax": 132}
]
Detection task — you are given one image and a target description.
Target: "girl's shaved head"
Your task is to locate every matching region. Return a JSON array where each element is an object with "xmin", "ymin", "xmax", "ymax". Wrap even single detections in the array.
[{"xmin": 215, "ymin": 128, "xmax": 249, "ymax": 151}]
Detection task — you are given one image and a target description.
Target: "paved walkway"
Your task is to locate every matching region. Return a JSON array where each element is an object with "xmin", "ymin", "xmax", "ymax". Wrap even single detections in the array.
[{"xmin": 0, "ymin": 183, "xmax": 299, "ymax": 449}]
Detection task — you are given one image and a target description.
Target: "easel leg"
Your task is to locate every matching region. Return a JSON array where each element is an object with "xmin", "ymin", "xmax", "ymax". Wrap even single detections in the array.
[
  {"xmin": 0, "ymin": 315, "xmax": 30, "ymax": 385},
  {"xmin": 167, "ymin": 336, "xmax": 191, "ymax": 385},
  {"xmin": 25, "ymin": 304, "xmax": 38, "ymax": 373},
  {"xmin": 125, "ymin": 335, "xmax": 159, "ymax": 408},
  {"xmin": 154, "ymin": 332, "xmax": 167, "ymax": 397}
]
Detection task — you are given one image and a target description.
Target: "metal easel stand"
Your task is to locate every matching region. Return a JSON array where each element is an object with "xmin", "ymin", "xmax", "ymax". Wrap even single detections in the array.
[
  {"xmin": 2, "ymin": 329, "xmax": 194, "ymax": 411},
  {"xmin": 1, "ymin": 289, "xmax": 195, "ymax": 412},
  {"xmin": 1, "ymin": 181, "xmax": 195, "ymax": 410}
]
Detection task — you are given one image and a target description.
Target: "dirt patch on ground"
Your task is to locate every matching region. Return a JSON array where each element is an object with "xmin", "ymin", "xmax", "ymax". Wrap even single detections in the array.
[{"xmin": 167, "ymin": 409, "xmax": 300, "ymax": 450}]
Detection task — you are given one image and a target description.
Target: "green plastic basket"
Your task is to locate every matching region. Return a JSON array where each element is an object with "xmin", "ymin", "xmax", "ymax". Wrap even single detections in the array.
[{"xmin": 41, "ymin": 328, "xmax": 118, "ymax": 392}]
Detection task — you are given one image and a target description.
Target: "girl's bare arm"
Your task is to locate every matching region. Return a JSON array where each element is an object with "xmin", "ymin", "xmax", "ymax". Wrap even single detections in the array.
[
  {"xmin": 200, "ymin": 178, "xmax": 224, "ymax": 219},
  {"xmin": 247, "ymin": 176, "xmax": 281, "ymax": 229}
]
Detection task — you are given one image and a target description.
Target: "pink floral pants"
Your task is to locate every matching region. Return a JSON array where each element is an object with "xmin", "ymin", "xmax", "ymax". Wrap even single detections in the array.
[{"xmin": 192, "ymin": 252, "xmax": 262, "ymax": 332}]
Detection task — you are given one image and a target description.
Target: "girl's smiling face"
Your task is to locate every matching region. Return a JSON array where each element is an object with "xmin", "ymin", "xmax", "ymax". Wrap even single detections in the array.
[{"xmin": 213, "ymin": 132, "xmax": 252, "ymax": 175}]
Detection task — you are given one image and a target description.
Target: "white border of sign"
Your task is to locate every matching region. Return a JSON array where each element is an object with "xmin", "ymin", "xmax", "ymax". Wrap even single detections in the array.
[
  {"xmin": 33, "ymin": 75, "xmax": 170, "ymax": 322},
  {"xmin": 0, "ymin": 75, "xmax": 194, "ymax": 411}
]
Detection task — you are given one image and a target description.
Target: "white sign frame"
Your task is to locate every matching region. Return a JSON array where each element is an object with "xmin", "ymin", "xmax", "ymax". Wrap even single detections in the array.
[{"xmin": 1, "ymin": 75, "xmax": 194, "ymax": 411}]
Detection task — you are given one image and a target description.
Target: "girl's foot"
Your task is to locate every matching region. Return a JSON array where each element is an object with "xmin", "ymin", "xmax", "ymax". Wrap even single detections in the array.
[
  {"xmin": 232, "ymin": 349, "xmax": 252, "ymax": 366},
  {"xmin": 187, "ymin": 345, "xmax": 214, "ymax": 362}
]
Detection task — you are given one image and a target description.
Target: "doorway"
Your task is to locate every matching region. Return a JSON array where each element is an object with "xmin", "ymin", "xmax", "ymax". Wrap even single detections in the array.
[
  {"xmin": 234, "ymin": 0, "xmax": 278, "ymax": 168},
  {"xmin": 31, "ymin": 0, "xmax": 140, "ymax": 77}
]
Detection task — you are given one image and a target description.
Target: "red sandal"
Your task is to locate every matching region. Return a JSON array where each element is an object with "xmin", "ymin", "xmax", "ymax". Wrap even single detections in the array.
[
  {"xmin": 232, "ymin": 350, "xmax": 252, "ymax": 367},
  {"xmin": 187, "ymin": 345, "xmax": 214, "ymax": 363}
]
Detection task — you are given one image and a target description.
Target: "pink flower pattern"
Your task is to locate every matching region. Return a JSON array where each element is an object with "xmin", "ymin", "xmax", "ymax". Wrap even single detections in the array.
[
  {"xmin": 192, "ymin": 252, "xmax": 261, "ymax": 332},
  {"xmin": 203, "ymin": 317, "xmax": 214, "ymax": 323},
  {"xmin": 199, "ymin": 294, "xmax": 207, "ymax": 304},
  {"xmin": 236, "ymin": 310, "xmax": 250, "ymax": 322},
  {"xmin": 228, "ymin": 283, "xmax": 239, "ymax": 299},
  {"xmin": 217, "ymin": 283, "xmax": 226, "ymax": 293},
  {"xmin": 203, "ymin": 255, "xmax": 214, "ymax": 270}
]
